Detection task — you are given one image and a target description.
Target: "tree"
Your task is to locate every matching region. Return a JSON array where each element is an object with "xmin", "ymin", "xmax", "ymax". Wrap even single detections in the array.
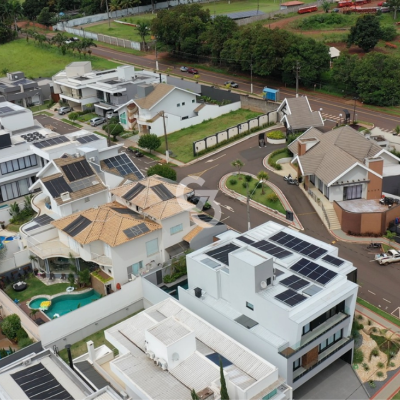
[
  {"xmin": 9, "ymin": 202, "xmax": 20, "ymax": 219},
  {"xmin": 257, "ymin": 170, "xmax": 269, "ymax": 195},
  {"xmin": 0, "ymin": 22, "xmax": 13, "ymax": 44},
  {"xmin": 138, "ymin": 133, "xmax": 161, "ymax": 153},
  {"xmin": 9, "ymin": 0, "xmax": 23, "ymax": 31},
  {"xmin": 387, "ymin": 0, "xmax": 400, "ymax": 19},
  {"xmin": 22, "ymin": 0, "xmax": 48, "ymax": 21},
  {"xmin": 322, "ymin": 0, "xmax": 330, "ymax": 12},
  {"xmin": 147, "ymin": 164, "xmax": 177, "ymax": 181},
  {"xmin": 219, "ymin": 358, "xmax": 229, "ymax": 400},
  {"xmin": 2, "ymin": 314, "xmax": 21, "ymax": 340},
  {"xmin": 29, "ymin": 309, "xmax": 39, "ymax": 321},
  {"xmin": 52, "ymin": 31, "xmax": 67, "ymax": 47},
  {"xmin": 231, "ymin": 159, "xmax": 244, "ymax": 179},
  {"xmin": 347, "ymin": 14, "xmax": 381, "ymax": 52},
  {"xmin": 120, "ymin": 0, "xmax": 132, "ymax": 15},
  {"xmin": 395, "ymin": 126, "xmax": 400, "ymax": 135},
  {"xmin": 109, "ymin": 0, "xmax": 121, "ymax": 17},
  {"xmin": 191, "ymin": 389, "xmax": 200, "ymax": 400},
  {"xmin": 37, "ymin": 7, "xmax": 54, "ymax": 27},
  {"xmin": 136, "ymin": 20, "xmax": 150, "ymax": 48}
]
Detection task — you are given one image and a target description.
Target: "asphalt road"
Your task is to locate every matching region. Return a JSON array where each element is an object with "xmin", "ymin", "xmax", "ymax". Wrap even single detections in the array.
[{"xmin": 176, "ymin": 138, "xmax": 400, "ymax": 317}]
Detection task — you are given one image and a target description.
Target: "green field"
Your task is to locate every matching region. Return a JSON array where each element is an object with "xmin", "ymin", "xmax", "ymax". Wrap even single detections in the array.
[
  {"xmin": 157, "ymin": 109, "xmax": 261, "ymax": 163},
  {"xmin": 0, "ymin": 40, "xmax": 120, "ymax": 79},
  {"xmin": 87, "ymin": 21, "xmax": 145, "ymax": 42}
]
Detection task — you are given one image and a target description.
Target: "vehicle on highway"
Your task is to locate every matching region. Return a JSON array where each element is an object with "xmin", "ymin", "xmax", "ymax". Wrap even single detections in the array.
[
  {"xmin": 375, "ymin": 249, "xmax": 400, "ymax": 265},
  {"xmin": 224, "ymin": 81, "xmax": 239, "ymax": 88},
  {"xmin": 180, "ymin": 66, "xmax": 188, "ymax": 72},
  {"xmin": 90, "ymin": 117, "xmax": 106, "ymax": 127},
  {"xmin": 187, "ymin": 68, "xmax": 198, "ymax": 74},
  {"xmin": 58, "ymin": 106, "xmax": 72, "ymax": 115}
]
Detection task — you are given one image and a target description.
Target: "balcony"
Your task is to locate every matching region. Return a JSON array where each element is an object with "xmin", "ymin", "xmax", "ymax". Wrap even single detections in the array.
[
  {"xmin": 293, "ymin": 336, "xmax": 353, "ymax": 382},
  {"xmin": 279, "ymin": 312, "xmax": 350, "ymax": 358},
  {"xmin": 29, "ymin": 238, "xmax": 79, "ymax": 259}
]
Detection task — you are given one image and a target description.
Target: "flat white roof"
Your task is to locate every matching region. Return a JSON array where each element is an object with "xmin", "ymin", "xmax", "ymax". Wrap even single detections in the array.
[{"xmin": 147, "ymin": 317, "xmax": 192, "ymax": 346}]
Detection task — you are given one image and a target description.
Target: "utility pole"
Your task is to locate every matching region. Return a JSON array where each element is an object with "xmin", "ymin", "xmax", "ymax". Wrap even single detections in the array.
[
  {"xmin": 155, "ymin": 37, "xmax": 159, "ymax": 71},
  {"xmin": 250, "ymin": 56, "xmax": 253, "ymax": 94},
  {"xmin": 105, "ymin": 0, "xmax": 111, "ymax": 28},
  {"xmin": 294, "ymin": 61, "xmax": 300, "ymax": 97},
  {"xmin": 257, "ymin": 0, "xmax": 260, "ymax": 14},
  {"xmin": 246, "ymin": 183, "xmax": 251, "ymax": 231},
  {"xmin": 162, "ymin": 111, "xmax": 169, "ymax": 163}
]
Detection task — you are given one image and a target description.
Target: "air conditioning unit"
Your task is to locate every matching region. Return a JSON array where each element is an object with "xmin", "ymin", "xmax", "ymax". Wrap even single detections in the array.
[
  {"xmin": 160, "ymin": 359, "xmax": 168, "ymax": 371},
  {"xmin": 154, "ymin": 357, "xmax": 160, "ymax": 365},
  {"xmin": 22, "ymin": 358, "xmax": 32, "ymax": 367},
  {"xmin": 74, "ymin": 153, "xmax": 80, "ymax": 158}
]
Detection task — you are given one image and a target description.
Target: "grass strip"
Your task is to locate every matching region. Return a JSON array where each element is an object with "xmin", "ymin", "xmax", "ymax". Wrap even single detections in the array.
[
  {"xmin": 61, "ymin": 119, "xmax": 83, "ymax": 128},
  {"xmin": 357, "ymin": 297, "xmax": 400, "ymax": 328}
]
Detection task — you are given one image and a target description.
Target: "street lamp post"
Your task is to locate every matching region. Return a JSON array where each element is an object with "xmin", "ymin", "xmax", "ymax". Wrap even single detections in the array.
[
  {"xmin": 161, "ymin": 111, "xmax": 169, "ymax": 163},
  {"xmin": 246, "ymin": 180, "xmax": 262, "ymax": 231},
  {"xmin": 353, "ymin": 97, "xmax": 358, "ymax": 124},
  {"xmin": 339, "ymin": 113, "xmax": 342, "ymax": 125},
  {"xmin": 155, "ymin": 37, "xmax": 159, "ymax": 71}
]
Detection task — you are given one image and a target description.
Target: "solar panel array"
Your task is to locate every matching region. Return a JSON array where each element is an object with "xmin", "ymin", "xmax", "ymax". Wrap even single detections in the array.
[
  {"xmin": 291, "ymin": 258, "xmax": 337, "ymax": 285},
  {"xmin": 111, "ymin": 207, "xmax": 141, "ymax": 217},
  {"xmin": 61, "ymin": 160, "xmax": 94, "ymax": 182},
  {"xmin": 33, "ymin": 136, "xmax": 70, "ymax": 148},
  {"xmin": 63, "ymin": 215, "xmax": 91, "ymax": 237},
  {"xmin": 123, "ymin": 222, "xmax": 150, "ymax": 238},
  {"xmin": 280, "ymin": 275, "xmax": 310, "ymax": 291},
  {"xmin": 269, "ymin": 231, "xmax": 328, "ymax": 260},
  {"xmin": 275, "ymin": 288, "xmax": 307, "ymax": 307},
  {"xmin": 152, "ymin": 183, "xmax": 174, "ymax": 201},
  {"xmin": 252, "ymin": 240, "xmax": 293, "ymax": 259},
  {"xmin": 236, "ymin": 236, "xmax": 255, "ymax": 244},
  {"xmin": 11, "ymin": 363, "xmax": 73, "ymax": 400},
  {"xmin": 76, "ymin": 134, "xmax": 100, "ymax": 144},
  {"xmin": 69, "ymin": 176, "xmax": 97, "ymax": 192},
  {"xmin": 43, "ymin": 177, "xmax": 72, "ymax": 198},
  {"xmin": 205, "ymin": 243, "xmax": 239, "ymax": 266},
  {"xmin": 122, "ymin": 183, "xmax": 145, "ymax": 201},
  {"xmin": 322, "ymin": 254, "xmax": 344, "ymax": 267},
  {"xmin": 103, "ymin": 154, "xmax": 144, "ymax": 179},
  {"xmin": 25, "ymin": 214, "xmax": 54, "ymax": 232}
]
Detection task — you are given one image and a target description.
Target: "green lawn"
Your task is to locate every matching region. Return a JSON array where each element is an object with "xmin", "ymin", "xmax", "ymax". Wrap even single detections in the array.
[
  {"xmin": 5, "ymin": 275, "xmax": 69, "ymax": 303},
  {"xmin": 29, "ymin": 101, "xmax": 53, "ymax": 113},
  {"xmin": 226, "ymin": 176, "xmax": 285, "ymax": 214},
  {"xmin": 157, "ymin": 109, "xmax": 261, "ymax": 163},
  {"xmin": 0, "ymin": 40, "xmax": 120, "ymax": 79},
  {"xmin": 77, "ymin": 113, "xmax": 97, "ymax": 122},
  {"xmin": 357, "ymin": 297, "xmax": 400, "ymax": 328},
  {"xmin": 269, "ymin": 148, "xmax": 292, "ymax": 165},
  {"xmin": 58, "ymin": 309, "xmax": 142, "ymax": 363},
  {"xmin": 87, "ymin": 21, "xmax": 145, "ymax": 42},
  {"xmin": 94, "ymin": 40, "xmax": 146, "ymax": 56},
  {"xmin": 392, "ymin": 390, "xmax": 400, "ymax": 400}
]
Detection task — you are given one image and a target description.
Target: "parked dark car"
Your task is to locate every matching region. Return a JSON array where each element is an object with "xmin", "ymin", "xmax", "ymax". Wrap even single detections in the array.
[{"xmin": 187, "ymin": 68, "xmax": 199, "ymax": 74}]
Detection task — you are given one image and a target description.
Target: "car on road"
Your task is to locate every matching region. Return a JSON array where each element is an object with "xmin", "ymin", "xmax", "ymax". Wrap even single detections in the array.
[
  {"xmin": 375, "ymin": 249, "xmax": 400, "ymax": 265},
  {"xmin": 90, "ymin": 117, "xmax": 106, "ymax": 127},
  {"xmin": 224, "ymin": 81, "xmax": 239, "ymax": 88},
  {"xmin": 58, "ymin": 106, "xmax": 72, "ymax": 115},
  {"xmin": 180, "ymin": 66, "xmax": 188, "ymax": 72},
  {"xmin": 187, "ymin": 68, "xmax": 198, "ymax": 74}
]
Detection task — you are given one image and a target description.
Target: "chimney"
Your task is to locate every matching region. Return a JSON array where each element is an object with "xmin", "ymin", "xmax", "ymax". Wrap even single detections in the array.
[
  {"xmin": 65, "ymin": 344, "xmax": 74, "ymax": 370},
  {"xmin": 297, "ymin": 139, "xmax": 307, "ymax": 157},
  {"xmin": 87, "ymin": 340, "xmax": 96, "ymax": 364}
]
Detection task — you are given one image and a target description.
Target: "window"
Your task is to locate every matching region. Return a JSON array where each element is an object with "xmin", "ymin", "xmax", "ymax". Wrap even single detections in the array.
[
  {"xmin": 192, "ymin": 99, "xmax": 195, "ymax": 103},
  {"xmin": 146, "ymin": 238, "xmax": 159, "ymax": 256},
  {"xmin": 293, "ymin": 358, "xmax": 301, "ymax": 371},
  {"xmin": 304, "ymin": 300, "xmax": 345, "ymax": 335},
  {"xmin": 262, "ymin": 389, "xmax": 277, "ymax": 400},
  {"xmin": 0, "ymin": 177, "xmax": 32, "ymax": 203},
  {"xmin": 319, "ymin": 329, "xmax": 343, "ymax": 353},
  {"xmin": 319, "ymin": 340, "xmax": 327, "ymax": 352},
  {"xmin": 182, "ymin": 102, "xmax": 186, "ymax": 106},
  {"xmin": 246, "ymin": 302, "xmax": 254, "ymax": 311},
  {"xmin": 131, "ymin": 261, "xmax": 143, "ymax": 276},
  {"xmin": 177, "ymin": 103, "xmax": 181, "ymax": 107},
  {"xmin": 303, "ymin": 323, "xmax": 311, "ymax": 335},
  {"xmin": 310, "ymin": 175, "xmax": 315, "ymax": 185},
  {"xmin": 334, "ymin": 329, "xmax": 343, "ymax": 342},
  {"xmin": 170, "ymin": 223, "xmax": 183, "ymax": 235},
  {"xmin": 267, "ymin": 277, "xmax": 271, "ymax": 286},
  {"xmin": 343, "ymin": 185, "xmax": 362, "ymax": 200},
  {"xmin": 0, "ymin": 155, "xmax": 37, "ymax": 175},
  {"xmin": 119, "ymin": 112, "xmax": 127, "ymax": 125}
]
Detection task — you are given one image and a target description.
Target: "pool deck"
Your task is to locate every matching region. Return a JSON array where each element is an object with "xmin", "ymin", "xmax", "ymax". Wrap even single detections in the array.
[{"xmin": 19, "ymin": 300, "xmax": 51, "ymax": 324}]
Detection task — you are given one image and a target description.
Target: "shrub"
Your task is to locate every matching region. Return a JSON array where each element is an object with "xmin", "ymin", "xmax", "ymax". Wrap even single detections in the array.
[
  {"xmin": 147, "ymin": 164, "xmax": 177, "ymax": 181},
  {"xmin": 267, "ymin": 130, "xmax": 285, "ymax": 140},
  {"xmin": 275, "ymin": 164, "xmax": 282, "ymax": 170},
  {"xmin": 267, "ymin": 193, "xmax": 279, "ymax": 203},
  {"xmin": 362, "ymin": 363, "xmax": 370, "ymax": 371},
  {"xmin": 390, "ymin": 362, "xmax": 395, "ymax": 367},
  {"xmin": 381, "ymin": 25, "xmax": 397, "ymax": 41},
  {"xmin": 369, "ymin": 380, "xmax": 375, "ymax": 388},
  {"xmin": 368, "ymin": 319, "xmax": 372, "ymax": 326},
  {"xmin": 1, "ymin": 314, "xmax": 21, "ymax": 340},
  {"xmin": 18, "ymin": 337, "xmax": 33, "ymax": 348},
  {"xmin": 245, "ymin": 175, "xmax": 252, "ymax": 182},
  {"xmin": 104, "ymin": 123, "xmax": 124, "ymax": 138},
  {"xmin": 369, "ymin": 347, "xmax": 380, "ymax": 361},
  {"xmin": 353, "ymin": 348, "xmax": 364, "ymax": 364},
  {"xmin": 138, "ymin": 133, "xmax": 161, "ymax": 154},
  {"xmin": 377, "ymin": 362, "xmax": 384, "ymax": 369},
  {"xmin": 229, "ymin": 178, "xmax": 237, "ymax": 185},
  {"xmin": 242, "ymin": 182, "xmax": 249, "ymax": 189},
  {"xmin": 16, "ymin": 328, "xmax": 28, "ymax": 341},
  {"xmin": 376, "ymin": 371, "xmax": 384, "ymax": 378},
  {"xmin": 357, "ymin": 314, "xmax": 363, "ymax": 321},
  {"xmin": 68, "ymin": 112, "xmax": 79, "ymax": 121}
]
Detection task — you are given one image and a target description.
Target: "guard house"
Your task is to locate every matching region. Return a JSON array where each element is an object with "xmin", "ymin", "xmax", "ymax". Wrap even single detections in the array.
[{"xmin": 263, "ymin": 87, "xmax": 280, "ymax": 102}]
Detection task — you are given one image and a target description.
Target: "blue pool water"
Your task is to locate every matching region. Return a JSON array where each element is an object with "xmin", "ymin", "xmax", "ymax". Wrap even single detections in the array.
[
  {"xmin": 29, "ymin": 290, "xmax": 101, "ymax": 318},
  {"xmin": 160, "ymin": 279, "xmax": 188, "ymax": 300},
  {"xmin": 0, "ymin": 236, "xmax": 15, "ymax": 242}
]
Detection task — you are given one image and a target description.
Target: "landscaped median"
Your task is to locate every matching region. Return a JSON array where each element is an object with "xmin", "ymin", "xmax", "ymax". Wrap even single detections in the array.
[{"xmin": 219, "ymin": 172, "xmax": 303, "ymax": 230}]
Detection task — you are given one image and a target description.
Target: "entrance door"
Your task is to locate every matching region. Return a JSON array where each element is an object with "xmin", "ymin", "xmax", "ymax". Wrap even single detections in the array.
[
  {"xmin": 156, "ymin": 270, "xmax": 163, "ymax": 285},
  {"xmin": 106, "ymin": 284, "xmax": 112, "ymax": 295}
]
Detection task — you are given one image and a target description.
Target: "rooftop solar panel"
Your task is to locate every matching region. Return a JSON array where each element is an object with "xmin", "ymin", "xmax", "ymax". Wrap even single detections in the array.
[
  {"xmin": 236, "ymin": 236, "xmax": 254, "ymax": 244},
  {"xmin": 76, "ymin": 134, "xmax": 100, "ymax": 144},
  {"xmin": 275, "ymin": 288, "xmax": 307, "ymax": 307},
  {"xmin": 123, "ymin": 222, "xmax": 150, "ymax": 238},
  {"xmin": 290, "ymin": 258, "xmax": 337, "ymax": 285},
  {"xmin": 63, "ymin": 215, "xmax": 91, "ymax": 237},
  {"xmin": 152, "ymin": 183, "xmax": 174, "ymax": 201},
  {"xmin": 111, "ymin": 207, "xmax": 141, "ymax": 217},
  {"xmin": 33, "ymin": 136, "xmax": 70, "ymax": 149},
  {"xmin": 322, "ymin": 254, "xmax": 344, "ymax": 267},
  {"xmin": 103, "ymin": 154, "xmax": 144, "ymax": 179},
  {"xmin": 122, "ymin": 183, "xmax": 145, "ymax": 201},
  {"xmin": 253, "ymin": 240, "xmax": 292, "ymax": 259},
  {"xmin": 43, "ymin": 177, "xmax": 72, "ymax": 198},
  {"xmin": 69, "ymin": 176, "xmax": 98, "ymax": 192},
  {"xmin": 25, "ymin": 214, "xmax": 54, "ymax": 232},
  {"xmin": 61, "ymin": 160, "xmax": 94, "ymax": 182},
  {"xmin": 206, "ymin": 243, "xmax": 239, "ymax": 266}
]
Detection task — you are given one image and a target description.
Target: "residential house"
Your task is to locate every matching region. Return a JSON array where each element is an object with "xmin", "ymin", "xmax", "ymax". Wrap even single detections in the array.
[
  {"xmin": 52, "ymin": 61, "xmax": 160, "ymax": 112},
  {"xmin": 101, "ymin": 298, "xmax": 292, "ymax": 400},
  {"xmin": 180, "ymin": 221, "xmax": 358, "ymax": 389},
  {"xmin": 0, "ymin": 71, "xmax": 52, "ymax": 107},
  {"xmin": 277, "ymin": 97, "xmax": 324, "ymax": 133}
]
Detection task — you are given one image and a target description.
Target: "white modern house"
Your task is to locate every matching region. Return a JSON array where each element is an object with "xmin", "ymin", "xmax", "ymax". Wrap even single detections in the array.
[
  {"xmin": 179, "ymin": 221, "xmax": 358, "ymax": 390},
  {"xmin": 101, "ymin": 298, "xmax": 292, "ymax": 400}
]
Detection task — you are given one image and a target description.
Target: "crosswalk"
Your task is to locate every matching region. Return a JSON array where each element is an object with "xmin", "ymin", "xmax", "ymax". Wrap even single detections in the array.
[{"xmin": 321, "ymin": 113, "xmax": 394, "ymax": 134}]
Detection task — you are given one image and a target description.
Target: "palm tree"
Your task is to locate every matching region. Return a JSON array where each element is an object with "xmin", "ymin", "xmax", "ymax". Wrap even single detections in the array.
[
  {"xmin": 29, "ymin": 254, "xmax": 40, "ymax": 272},
  {"xmin": 9, "ymin": 0, "xmax": 23, "ymax": 32},
  {"xmin": 9, "ymin": 202, "xmax": 20, "ymax": 219},
  {"xmin": 136, "ymin": 20, "xmax": 150, "ymax": 48},
  {"xmin": 120, "ymin": 0, "xmax": 132, "ymax": 15},
  {"xmin": 81, "ymin": 38, "xmax": 97, "ymax": 55},
  {"xmin": 30, "ymin": 309, "xmax": 39, "ymax": 321},
  {"xmin": 1, "ymin": 68, "xmax": 9, "ymax": 76},
  {"xmin": 378, "ymin": 329, "xmax": 400, "ymax": 365},
  {"xmin": 231, "ymin": 159, "xmax": 244, "ymax": 179},
  {"xmin": 109, "ymin": 0, "xmax": 121, "ymax": 18},
  {"xmin": 257, "ymin": 170, "xmax": 269, "ymax": 195}
]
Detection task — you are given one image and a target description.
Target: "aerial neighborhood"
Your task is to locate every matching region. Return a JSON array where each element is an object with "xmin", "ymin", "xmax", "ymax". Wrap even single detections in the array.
[{"xmin": 2, "ymin": 0, "xmax": 400, "ymax": 399}]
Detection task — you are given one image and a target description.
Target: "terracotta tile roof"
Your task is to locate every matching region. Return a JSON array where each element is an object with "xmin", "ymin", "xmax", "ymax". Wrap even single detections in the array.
[
  {"xmin": 144, "ymin": 198, "xmax": 195, "ymax": 220},
  {"xmin": 183, "ymin": 225, "xmax": 204, "ymax": 243},
  {"xmin": 111, "ymin": 175, "xmax": 192, "ymax": 210},
  {"xmin": 134, "ymin": 84, "xmax": 175, "ymax": 110},
  {"xmin": 51, "ymin": 202, "xmax": 161, "ymax": 247}
]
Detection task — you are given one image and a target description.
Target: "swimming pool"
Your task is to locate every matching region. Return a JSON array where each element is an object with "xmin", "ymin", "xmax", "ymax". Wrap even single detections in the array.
[
  {"xmin": 29, "ymin": 290, "xmax": 101, "ymax": 319},
  {"xmin": 0, "ymin": 236, "xmax": 15, "ymax": 242},
  {"xmin": 160, "ymin": 279, "xmax": 188, "ymax": 300}
]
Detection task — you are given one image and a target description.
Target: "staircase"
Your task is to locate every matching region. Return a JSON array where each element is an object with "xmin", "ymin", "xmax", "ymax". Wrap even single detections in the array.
[{"xmin": 324, "ymin": 207, "xmax": 341, "ymax": 230}]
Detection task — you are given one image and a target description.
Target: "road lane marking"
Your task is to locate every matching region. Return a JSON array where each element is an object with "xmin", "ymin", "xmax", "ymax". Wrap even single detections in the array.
[
  {"xmin": 368, "ymin": 290, "xmax": 376, "ymax": 295},
  {"xmin": 391, "ymin": 307, "xmax": 400, "ymax": 318},
  {"xmin": 188, "ymin": 164, "xmax": 219, "ymax": 178},
  {"xmin": 205, "ymin": 154, "xmax": 226, "ymax": 163},
  {"xmin": 383, "ymin": 298, "xmax": 392, "ymax": 303}
]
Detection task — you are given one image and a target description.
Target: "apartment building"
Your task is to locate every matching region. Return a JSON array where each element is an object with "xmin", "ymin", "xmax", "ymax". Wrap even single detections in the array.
[{"xmin": 179, "ymin": 221, "xmax": 358, "ymax": 390}]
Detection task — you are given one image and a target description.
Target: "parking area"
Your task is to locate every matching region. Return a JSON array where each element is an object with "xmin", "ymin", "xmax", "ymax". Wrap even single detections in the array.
[{"xmin": 35, "ymin": 115, "xmax": 79, "ymax": 135}]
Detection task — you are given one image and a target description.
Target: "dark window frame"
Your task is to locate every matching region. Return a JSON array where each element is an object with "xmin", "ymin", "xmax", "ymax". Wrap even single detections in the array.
[{"xmin": 0, "ymin": 155, "xmax": 38, "ymax": 175}]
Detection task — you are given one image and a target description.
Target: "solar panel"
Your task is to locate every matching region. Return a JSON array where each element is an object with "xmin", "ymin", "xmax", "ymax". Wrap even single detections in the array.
[
  {"xmin": 152, "ymin": 183, "xmax": 174, "ymax": 201},
  {"xmin": 290, "ymin": 258, "xmax": 337, "ymax": 285},
  {"xmin": 122, "ymin": 183, "xmax": 145, "ymax": 201},
  {"xmin": 322, "ymin": 254, "xmax": 344, "ymax": 267},
  {"xmin": 123, "ymin": 222, "xmax": 150, "ymax": 238},
  {"xmin": 25, "ymin": 214, "xmax": 54, "ymax": 232},
  {"xmin": 275, "ymin": 288, "xmax": 307, "ymax": 307},
  {"xmin": 280, "ymin": 275, "xmax": 309, "ymax": 291},
  {"xmin": 103, "ymin": 154, "xmax": 144, "ymax": 179},
  {"xmin": 33, "ymin": 136, "xmax": 69, "ymax": 148},
  {"xmin": 69, "ymin": 176, "xmax": 98, "ymax": 192},
  {"xmin": 11, "ymin": 363, "xmax": 73, "ymax": 400},
  {"xmin": 0, "ymin": 106, "xmax": 13, "ymax": 114},
  {"xmin": 303, "ymin": 285, "xmax": 323, "ymax": 296},
  {"xmin": 76, "ymin": 134, "xmax": 100, "ymax": 144},
  {"xmin": 206, "ymin": 243, "xmax": 239, "ymax": 266},
  {"xmin": 63, "ymin": 215, "xmax": 91, "ymax": 237},
  {"xmin": 269, "ymin": 232, "xmax": 328, "ymax": 260},
  {"xmin": 43, "ymin": 177, "xmax": 72, "ymax": 198},
  {"xmin": 111, "ymin": 207, "xmax": 141, "ymax": 217},
  {"xmin": 252, "ymin": 240, "xmax": 292, "ymax": 259},
  {"xmin": 61, "ymin": 160, "xmax": 94, "ymax": 182},
  {"xmin": 235, "ymin": 314, "xmax": 259, "ymax": 329},
  {"xmin": 201, "ymin": 258, "xmax": 221, "ymax": 269},
  {"xmin": 236, "ymin": 236, "xmax": 254, "ymax": 244}
]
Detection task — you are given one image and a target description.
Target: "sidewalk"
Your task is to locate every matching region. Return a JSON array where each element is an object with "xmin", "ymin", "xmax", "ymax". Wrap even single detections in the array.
[{"xmin": 356, "ymin": 303, "xmax": 400, "ymax": 400}]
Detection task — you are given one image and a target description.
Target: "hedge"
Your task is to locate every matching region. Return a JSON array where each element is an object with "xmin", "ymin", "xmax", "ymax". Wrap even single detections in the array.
[{"xmin": 267, "ymin": 130, "xmax": 285, "ymax": 139}]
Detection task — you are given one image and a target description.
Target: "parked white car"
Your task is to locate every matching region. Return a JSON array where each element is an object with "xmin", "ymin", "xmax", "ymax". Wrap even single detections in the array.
[{"xmin": 375, "ymin": 249, "xmax": 400, "ymax": 265}]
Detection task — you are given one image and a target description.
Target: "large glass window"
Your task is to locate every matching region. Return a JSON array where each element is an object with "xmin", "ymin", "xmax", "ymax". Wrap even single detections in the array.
[
  {"xmin": 170, "ymin": 224, "xmax": 183, "ymax": 235},
  {"xmin": 120, "ymin": 112, "xmax": 127, "ymax": 125},
  {"xmin": 146, "ymin": 238, "xmax": 159, "ymax": 256},
  {"xmin": 319, "ymin": 329, "xmax": 343, "ymax": 353},
  {"xmin": 0, "ymin": 155, "xmax": 37, "ymax": 175},
  {"xmin": 343, "ymin": 185, "xmax": 362, "ymax": 200},
  {"xmin": 130, "ymin": 261, "xmax": 143, "ymax": 277},
  {"xmin": 0, "ymin": 177, "xmax": 32, "ymax": 203}
]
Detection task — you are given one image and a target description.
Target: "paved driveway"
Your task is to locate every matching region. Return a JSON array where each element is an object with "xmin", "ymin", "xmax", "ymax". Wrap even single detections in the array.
[{"xmin": 35, "ymin": 115, "xmax": 79, "ymax": 134}]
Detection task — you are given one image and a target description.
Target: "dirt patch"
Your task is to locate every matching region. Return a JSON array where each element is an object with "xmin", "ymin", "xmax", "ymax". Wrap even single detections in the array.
[
  {"xmin": 17, "ymin": 21, "xmax": 52, "ymax": 31},
  {"xmin": 327, "ymin": 41, "xmax": 390, "ymax": 56}
]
